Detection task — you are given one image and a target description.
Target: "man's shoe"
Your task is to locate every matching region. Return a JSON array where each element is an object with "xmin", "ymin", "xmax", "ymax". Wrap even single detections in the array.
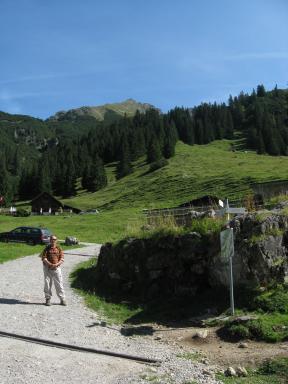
[
  {"xmin": 45, "ymin": 299, "xmax": 51, "ymax": 306},
  {"xmin": 60, "ymin": 299, "xmax": 67, "ymax": 306}
]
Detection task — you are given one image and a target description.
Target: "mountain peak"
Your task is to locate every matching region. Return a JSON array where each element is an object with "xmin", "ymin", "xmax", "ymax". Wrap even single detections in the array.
[{"xmin": 48, "ymin": 99, "xmax": 159, "ymax": 123}]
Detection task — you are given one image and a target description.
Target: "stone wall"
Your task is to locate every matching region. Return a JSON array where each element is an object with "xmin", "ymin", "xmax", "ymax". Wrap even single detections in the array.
[{"xmin": 95, "ymin": 214, "xmax": 288, "ymax": 300}]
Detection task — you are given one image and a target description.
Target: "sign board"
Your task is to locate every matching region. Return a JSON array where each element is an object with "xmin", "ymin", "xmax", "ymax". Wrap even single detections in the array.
[
  {"xmin": 220, "ymin": 228, "xmax": 234, "ymax": 260},
  {"xmin": 226, "ymin": 207, "xmax": 246, "ymax": 214}
]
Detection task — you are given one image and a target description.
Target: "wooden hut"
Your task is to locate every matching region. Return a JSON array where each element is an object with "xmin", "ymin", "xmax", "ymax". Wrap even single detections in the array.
[{"xmin": 30, "ymin": 192, "xmax": 81, "ymax": 214}]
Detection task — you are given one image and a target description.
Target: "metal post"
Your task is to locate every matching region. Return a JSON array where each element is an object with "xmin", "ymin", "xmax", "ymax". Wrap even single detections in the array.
[
  {"xmin": 229, "ymin": 228, "xmax": 235, "ymax": 315},
  {"xmin": 225, "ymin": 198, "xmax": 230, "ymax": 221}
]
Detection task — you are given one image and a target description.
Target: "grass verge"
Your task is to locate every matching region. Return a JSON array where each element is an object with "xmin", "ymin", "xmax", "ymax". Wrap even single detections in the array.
[{"xmin": 0, "ymin": 243, "xmax": 43, "ymax": 263}]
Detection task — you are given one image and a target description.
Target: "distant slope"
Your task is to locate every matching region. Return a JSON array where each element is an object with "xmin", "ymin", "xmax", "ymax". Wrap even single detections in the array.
[
  {"xmin": 48, "ymin": 98, "xmax": 158, "ymax": 123},
  {"xmin": 63, "ymin": 140, "xmax": 288, "ymax": 211}
]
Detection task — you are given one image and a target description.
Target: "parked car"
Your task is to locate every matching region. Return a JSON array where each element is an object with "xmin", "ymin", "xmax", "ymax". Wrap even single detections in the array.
[{"xmin": 0, "ymin": 226, "xmax": 52, "ymax": 245}]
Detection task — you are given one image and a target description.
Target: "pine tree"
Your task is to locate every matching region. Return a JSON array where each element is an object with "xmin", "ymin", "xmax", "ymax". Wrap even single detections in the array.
[
  {"xmin": 116, "ymin": 136, "xmax": 133, "ymax": 179},
  {"xmin": 86, "ymin": 155, "xmax": 107, "ymax": 192},
  {"xmin": 163, "ymin": 119, "xmax": 178, "ymax": 158},
  {"xmin": 257, "ymin": 131, "xmax": 266, "ymax": 154},
  {"xmin": 256, "ymin": 84, "xmax": 266, "ymax": 97},
  {"xmin": 146, "ymin": 136, "xmax": 162, "ymax": 163},
  {"xmin": 81, "ymin": 162, "xmax": 91, "ymax": 190},
  {"xmin": 61, "ymin": 153, "xmax": 77, "ymax": 197},
  {"xmin": 38, "ymin": 154, "xmax": 52, "ymax": 193},
  {"xmin": 0, "ymin": 157, "xmax": 11, "ymax": 205}
]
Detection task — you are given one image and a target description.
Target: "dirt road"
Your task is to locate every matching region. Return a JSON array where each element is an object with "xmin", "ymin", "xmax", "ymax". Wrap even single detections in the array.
[{"xmin": 0, "ymin": 245, "xmax": 220, "ymax": 384}]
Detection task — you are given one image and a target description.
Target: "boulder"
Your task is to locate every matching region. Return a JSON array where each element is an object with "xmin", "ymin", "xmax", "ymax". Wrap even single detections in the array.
[
  {"xmin": 64, "ymin": 236, "xmax": 79, "ymax": 245},
  {"xmin": 225, "ymin": 367, "xmax": 237, "ymax": 377}
]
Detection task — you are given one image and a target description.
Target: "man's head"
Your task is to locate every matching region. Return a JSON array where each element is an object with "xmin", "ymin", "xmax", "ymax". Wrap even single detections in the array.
[{"xmin": 50, "ymin": 235, "xmax": 57, "ymax": 245}]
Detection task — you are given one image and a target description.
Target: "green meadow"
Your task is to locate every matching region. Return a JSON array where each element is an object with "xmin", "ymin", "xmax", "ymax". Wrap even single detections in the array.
[
  {"xmin": 1, "ymin": 140, "xmax": 288, "ymax": 244},
  {"xmin": 0, "ymin": 243, "xmax": 44, "ymax": 263},
  {"xmin": 65, "ymin": 140, "xmax": 288, "ymax": 212}
]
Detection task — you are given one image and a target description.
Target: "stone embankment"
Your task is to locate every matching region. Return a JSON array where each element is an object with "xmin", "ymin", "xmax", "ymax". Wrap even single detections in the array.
[{"xmin": 95, "ymin": 212, "xmax": 288, "ymax": 300}]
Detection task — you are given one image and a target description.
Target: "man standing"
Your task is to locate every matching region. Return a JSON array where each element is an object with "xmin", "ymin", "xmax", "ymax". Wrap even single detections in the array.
[{"xmin": 41, "ymin": 235, "xmax": 67, "ymax": 306}]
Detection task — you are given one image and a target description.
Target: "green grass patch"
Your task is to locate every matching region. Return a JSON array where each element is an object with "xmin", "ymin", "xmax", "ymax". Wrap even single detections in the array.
[
  {"xmin": 177, "ymin": 351, "xmax": 204, "ymax": 362},
  {"xmin": 248, "ymin": 228, "xmax": 284, "ymax": 245},
  {"xmin": 0, "ymin": 243, "xmax": 43, "ymax": 263},
  {"xmin": 220, "ymin": 285, "xmax": 288, "ymax": 343},
  {"xmin": 217, "ymin": 357, "xmax": 288, "ymax": 384},
  {"xmin": 124, "ymin": 216, "xmax": 225, "ymax": 242},
  {"xmin": 253, "ymin": 285, "xmax": 288, "ymax": 313},
  {"xmin": 224, "ymin": 313, "xmax": 288, "ymax": 343}
]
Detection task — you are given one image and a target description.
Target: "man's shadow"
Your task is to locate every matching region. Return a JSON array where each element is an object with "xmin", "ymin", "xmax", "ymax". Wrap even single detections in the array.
[{"xmin": 0, "ymin": 298, "xmax": 43, "ymax": 305}]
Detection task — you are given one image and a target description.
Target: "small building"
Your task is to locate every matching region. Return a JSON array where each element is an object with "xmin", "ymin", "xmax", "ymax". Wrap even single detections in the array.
[
  {"xmin": 178, "ymin": 195, "xmax": 220, "ymax": 209},
  {"xmin": 30, "ymin": 192, "xmax": 81, "ymax": 214}
]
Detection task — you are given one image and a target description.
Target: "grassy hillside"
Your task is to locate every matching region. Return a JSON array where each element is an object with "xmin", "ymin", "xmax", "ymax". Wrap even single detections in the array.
[
  {"xmin": 64, "ymin": 139, "xmax": 288, "ymax": 211},
  {"xmin": 1, "ymin": 139, "xmax": 288, "ymax": 244}
]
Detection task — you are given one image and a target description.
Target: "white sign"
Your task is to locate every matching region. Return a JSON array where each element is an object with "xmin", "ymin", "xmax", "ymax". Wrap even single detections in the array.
[
  {"xmin": 219, "ymin": 199, "xmax": 224, "ymax": 207},
  {"xmin": 226, "ymin": 207, "xmax": 246, "ymax": 214},
  {"xmin": 220, "ymin": 228, "xmax": 234, "ymax": 260}
]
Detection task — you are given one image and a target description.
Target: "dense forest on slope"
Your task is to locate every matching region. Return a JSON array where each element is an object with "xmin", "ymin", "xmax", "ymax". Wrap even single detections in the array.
[{"xmin": 0, "ymin": 85, "xmax": 287, "ymax": 205}]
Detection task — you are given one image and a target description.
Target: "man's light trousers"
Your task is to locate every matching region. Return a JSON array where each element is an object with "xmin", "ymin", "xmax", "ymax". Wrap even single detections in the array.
[{"xmin": 43, "ymin": 265, "xmax": 65, "ymax": 300}]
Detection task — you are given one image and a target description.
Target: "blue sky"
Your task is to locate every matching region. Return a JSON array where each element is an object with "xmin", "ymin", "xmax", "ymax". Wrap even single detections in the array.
[{"xmin": 0, "ymin": 0, "xmax": 287, "ymax": 119}]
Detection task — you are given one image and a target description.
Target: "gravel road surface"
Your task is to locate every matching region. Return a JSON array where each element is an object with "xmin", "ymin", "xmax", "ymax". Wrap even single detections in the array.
[{"xmin": 0, "ymin": 245, "xmax": 221, "ymax": 384}]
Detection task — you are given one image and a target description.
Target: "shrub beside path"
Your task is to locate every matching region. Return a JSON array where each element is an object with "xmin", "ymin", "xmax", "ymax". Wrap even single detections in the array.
[{"xmin": 0, "ymin": 245, "xmax": 221, "ymax": 384}]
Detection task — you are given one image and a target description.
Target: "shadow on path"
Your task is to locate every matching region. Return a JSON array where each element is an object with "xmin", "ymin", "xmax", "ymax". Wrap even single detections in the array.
[{"xmin": 0, "ymin": 298, "xmax": 43, "ymax": 305}]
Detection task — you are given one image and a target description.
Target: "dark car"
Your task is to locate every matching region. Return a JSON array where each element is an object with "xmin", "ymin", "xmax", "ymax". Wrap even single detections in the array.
[{"xmin": 0, "ymin": 226, "xmax": 52, "ymax": 245}]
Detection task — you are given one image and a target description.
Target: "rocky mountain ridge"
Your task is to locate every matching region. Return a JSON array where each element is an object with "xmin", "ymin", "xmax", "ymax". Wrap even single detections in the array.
[{"xmin": 48, "ymin": 98, "xmax": 158, "ymax": 123}]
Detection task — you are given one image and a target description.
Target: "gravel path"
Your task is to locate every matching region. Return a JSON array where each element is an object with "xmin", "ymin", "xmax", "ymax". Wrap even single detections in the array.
[{"xmin": 0, "ymin": 245, "xmax": 221, "ymax": 384}]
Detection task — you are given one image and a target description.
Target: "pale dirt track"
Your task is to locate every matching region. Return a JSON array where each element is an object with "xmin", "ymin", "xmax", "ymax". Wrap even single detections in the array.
[{"xmin": 0, "ymin": 245, "xmax": 221, "ymax": 384}]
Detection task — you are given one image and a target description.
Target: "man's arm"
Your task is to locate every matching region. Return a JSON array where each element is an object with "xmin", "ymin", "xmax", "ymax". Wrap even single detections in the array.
[
  {"xmin": 41, "ymin": 247, "xmax": 53, "ymax": 268},
  {"xmin": 54, "ymin": 248, "xmax": 64, "ymax": 268}
]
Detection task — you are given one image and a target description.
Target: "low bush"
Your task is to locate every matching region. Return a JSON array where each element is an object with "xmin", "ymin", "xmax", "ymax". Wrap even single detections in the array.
[
  {"xmin": 190, "ymin": 217, "xmax": 225, "ymax": 236},
  {"xmin": 258, "ymin": 357, "xmax": 288, "ymax": 377},
  {"xmin": 253, "ymin": 285, "xmax": 288, "ymax": 313},
  {"xmin": 223, "ymin": 314, "xmax": 288, "ymax": 343},
  {"xmin": 15, "ymin": 208, "xmax": 31, "ymax": 217},
  {"xmin": 227, "ymin": 324, "xmax": 251, "ymax": 339}
]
